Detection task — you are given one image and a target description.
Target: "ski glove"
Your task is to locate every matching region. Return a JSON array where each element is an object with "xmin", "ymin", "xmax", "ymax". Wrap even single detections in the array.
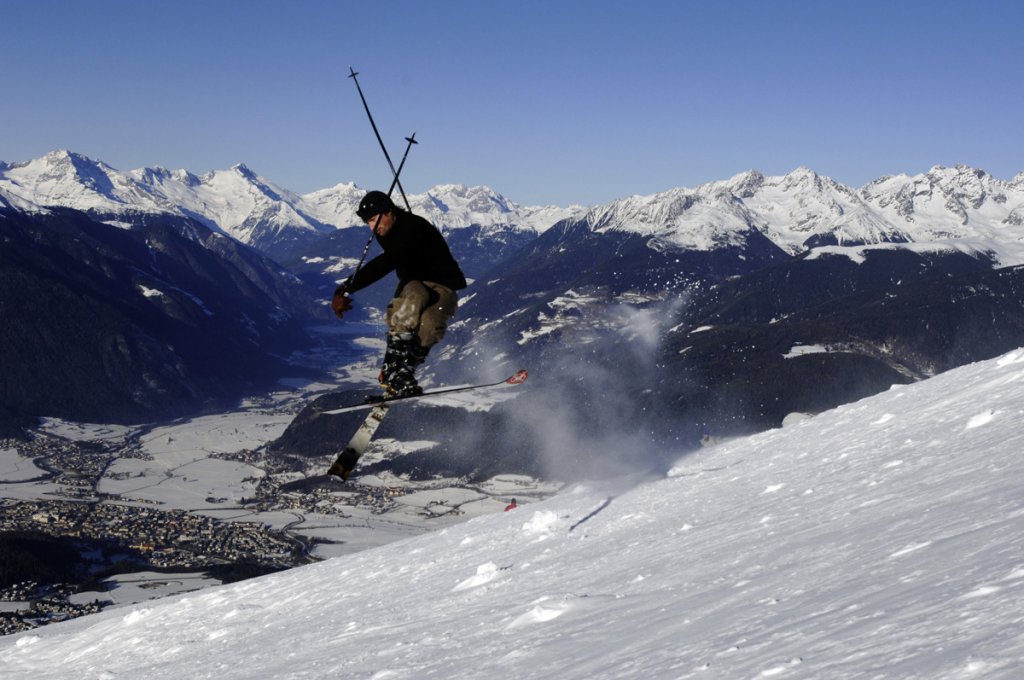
[{"xmin": 331, "ymin": 287, "xmax": 353, "ymax": 320}]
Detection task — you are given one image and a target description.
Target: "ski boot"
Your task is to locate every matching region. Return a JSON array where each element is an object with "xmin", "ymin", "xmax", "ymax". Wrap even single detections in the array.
[{"xmin": 379, "ymin": 333, "xmax": 425, "ymax": 398}]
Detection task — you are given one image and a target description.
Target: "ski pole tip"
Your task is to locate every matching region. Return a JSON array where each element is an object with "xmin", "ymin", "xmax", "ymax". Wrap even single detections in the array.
[{"xmin": 506, "ymin": 370, "xmax": 529, "ymax": 385}]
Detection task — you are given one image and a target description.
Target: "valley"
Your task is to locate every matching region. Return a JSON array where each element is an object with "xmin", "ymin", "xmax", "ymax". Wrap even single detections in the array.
[{"xmin": 0, "ymin": 332, "xmax": 559, "ymax": 634}]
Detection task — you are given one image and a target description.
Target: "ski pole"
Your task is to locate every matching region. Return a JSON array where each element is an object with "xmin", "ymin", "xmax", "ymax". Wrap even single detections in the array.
[
  {"xmin": 345, "ymin": 133, "xmax": 418, "ymax": 287},
  {"xmin": 389, "ymin": 133, "xmax": 417, "ymax": 198},
  {"xmin": 348, "ymin": 66, "xmax": 412, "ymax": 211}
]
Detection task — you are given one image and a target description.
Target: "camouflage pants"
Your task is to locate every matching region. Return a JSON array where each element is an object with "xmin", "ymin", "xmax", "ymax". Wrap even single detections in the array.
[{"xmin": 385, "ymin": 281, "xmax": 458, "ymax": 348}]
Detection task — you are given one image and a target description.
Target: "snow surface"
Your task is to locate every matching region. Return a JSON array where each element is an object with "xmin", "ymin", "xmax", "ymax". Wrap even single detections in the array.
[
  {"xmin": 782, "ymin": 344, "xmax": 828, "ymax": 359},
  {"xmin": 4, "ymin": 349, "xmax": 1024, "ymax": 678},
  {"xmin": 0, "ymin": 448, "xmax": 47, "ymax": 482},
  {"xmin": 69, "ymin": 572, "xmax": 222, "ymax": 609}
]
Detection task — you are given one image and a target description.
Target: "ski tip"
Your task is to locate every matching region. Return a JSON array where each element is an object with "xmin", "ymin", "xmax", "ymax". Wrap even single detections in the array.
[{"xmin": 505, "ymin": 370, "xmax": 528, "ymax": 385}]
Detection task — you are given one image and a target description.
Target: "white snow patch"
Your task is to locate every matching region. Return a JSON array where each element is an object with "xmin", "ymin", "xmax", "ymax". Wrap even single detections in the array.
[
  {"xmin": 783, "ymin": 343, "xmax": 827, "ymax": 358},
  {"xmin": 965, "ymin": 410, "xmax": 997, "ymax": 429},
  {"xmin": 138, "ymin": 285, "xmax": 166, "ymax": 298}
]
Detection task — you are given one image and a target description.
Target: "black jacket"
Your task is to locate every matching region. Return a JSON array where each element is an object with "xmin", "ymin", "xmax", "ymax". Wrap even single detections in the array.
[{"xmin": 346, "ymin": 209, "xmax": 467, "ymax": 296}]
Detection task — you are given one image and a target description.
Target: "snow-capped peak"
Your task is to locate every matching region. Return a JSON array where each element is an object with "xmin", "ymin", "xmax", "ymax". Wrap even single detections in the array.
[
  {"xmin": 231, "ymin": 162, "xmax": 255, "ymax": 176},
  {"xmin": 568, "ymin": 165, "xmax": 1024, "ymax": 262},
  {"xmin": 722, "ymin": 169, "xmax": 766, "ymax": 198},
  {"xmin": 131, "ymin": 162, "xmax": 333, "ymax": 246},
  {"xmin": 0, "ymin": 151, "xmax": 341, "ymax": 247},
  {"xmin": 860, "ymin": 164, "xmax": 1024, "ymax": 261},
  {"xmin": 0, "ymin": 150, "xmax": 178, "ymax": 217},
  {"xmin": 571, "ymin": 168, "xmax": 892, "ymax": 253},
  {"xmin": 422, "ymin": 184, "xmax": 513, "ymax": 214},
  {"xmin": 302, "ymin": 182, "xmax": 584, "ymax": 235}
]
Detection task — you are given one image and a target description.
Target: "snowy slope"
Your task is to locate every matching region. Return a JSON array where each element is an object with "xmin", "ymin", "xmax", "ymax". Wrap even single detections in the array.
[
  {"xmin": 0, "ymin": 150, "xmax": 177, "ymax": 218},
  {"xmin": 129, "ymin": 163, "xmax": 333, "ymax": 247},
  {"xmin": 580, "ymin": 186, "xmax": 758, "ymax": 250},
  {"xmin": 716, "ymin": 168, "xmax": 912, "ymax": 249},
  {"xmin": 4, "ymin": 348, "xmax": 1024, "ymax": 678},
  {"xmin": 297, "ymin": 181, "xmax": 366, "ymax": 228},
  {"xmin": 862, "ymin": 165, "xmax": 1024, "ymax": 263}
]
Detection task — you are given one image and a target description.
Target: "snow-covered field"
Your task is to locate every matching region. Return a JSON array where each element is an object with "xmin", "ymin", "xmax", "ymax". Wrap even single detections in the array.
[
  {"xmin": 3, "ymin": 346, "xmax": 1023, "ymax": 678},
  {"xmin": 0, "ymin": 448, "xmax": 48, "ymax": 483},
  {"xmin": 69, "ymin": 572, "xmax": 223, "ymax": 608}
]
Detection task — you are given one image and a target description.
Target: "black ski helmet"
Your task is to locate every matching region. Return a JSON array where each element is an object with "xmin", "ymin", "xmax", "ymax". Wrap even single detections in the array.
[{"xmin": 357, "ymin": 190, "xmax": 395, "ymax": 222}]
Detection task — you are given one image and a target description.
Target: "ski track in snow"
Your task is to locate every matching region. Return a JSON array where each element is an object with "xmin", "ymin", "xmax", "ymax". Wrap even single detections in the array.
[{"xmin": 3, "ymin": 351, "xmax": 1024, "ymax": 678}]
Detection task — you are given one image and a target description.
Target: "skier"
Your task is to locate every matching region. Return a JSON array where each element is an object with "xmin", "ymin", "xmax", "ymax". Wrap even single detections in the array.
[
  {"xmin": 504, "ymin": 498, "xmax": 517, "ymax": 512},
  {"xmin": 332, "ymin": 190, "xmax": 467, "ymax": 397}
]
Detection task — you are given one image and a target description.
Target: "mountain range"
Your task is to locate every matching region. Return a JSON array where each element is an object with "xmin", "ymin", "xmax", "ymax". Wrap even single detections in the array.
[
  {"xmin": 6, "ymin": 151, "xmax": 1023, "ymax": 244},
  {"xmin": 0, "ymin": 151, "xmax": 579, "ymax": 258},
  {"xmin": 6, "ymin": 151, "xmax": 1023, "ymax": 276},
  {"xmin": 4, "ymin": 150, "xmax": 1024, "ymax": 457}
]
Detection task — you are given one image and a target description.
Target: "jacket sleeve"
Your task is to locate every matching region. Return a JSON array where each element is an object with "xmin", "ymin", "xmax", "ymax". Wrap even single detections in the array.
[{"xmin": 346, "ymin": 252, "xmax": 395, "ymax": 293}]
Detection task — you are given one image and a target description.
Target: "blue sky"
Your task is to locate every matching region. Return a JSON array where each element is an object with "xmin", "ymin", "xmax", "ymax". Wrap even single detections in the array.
[{"xmin": 4, "ymin": 0, "xmax": 1022, "ymax": 206}]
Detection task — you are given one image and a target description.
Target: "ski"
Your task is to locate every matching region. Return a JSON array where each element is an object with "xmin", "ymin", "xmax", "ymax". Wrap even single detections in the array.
[
  {"xmin": 326, "ymin": 403, "xmax": 390, "ymax": 481},
  {"xmin": 318, "ymin": 370, "xmax": 528, "ymax": 415},
  {"xmin": 324, "ymin": 370, "xmax": 527, "ymax": 481}
]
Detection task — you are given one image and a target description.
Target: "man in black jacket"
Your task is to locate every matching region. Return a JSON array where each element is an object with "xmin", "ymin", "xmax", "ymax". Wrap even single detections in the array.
[{"xmin": 332, "ymin": 190, "xmax": 467, "ymax": 397}]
